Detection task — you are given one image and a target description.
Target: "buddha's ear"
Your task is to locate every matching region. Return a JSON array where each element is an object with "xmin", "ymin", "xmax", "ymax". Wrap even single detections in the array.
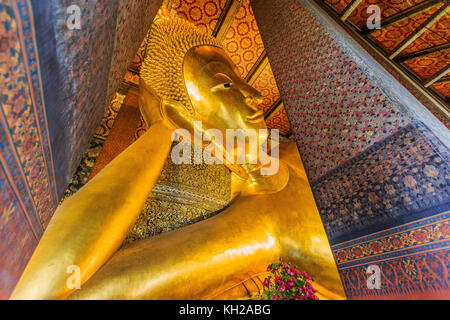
[{"xmin": 160, "ymin": 98, "xmax": 196, "ymax": 134}]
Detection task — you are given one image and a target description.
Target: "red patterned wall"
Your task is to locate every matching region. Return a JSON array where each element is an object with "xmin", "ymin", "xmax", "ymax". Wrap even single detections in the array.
[{"xmin": 252, "ymin": 0, "xmax": 450, "ymax": 300}]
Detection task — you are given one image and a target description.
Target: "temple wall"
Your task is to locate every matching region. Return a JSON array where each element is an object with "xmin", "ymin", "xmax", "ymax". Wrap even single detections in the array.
[
  {"xmin": 0, "ymin": 0, "xmax": 162, "ymax": 298},
  {"xmin": 252, "ymin": 0, "xmax": 449, "ymax": 299}
]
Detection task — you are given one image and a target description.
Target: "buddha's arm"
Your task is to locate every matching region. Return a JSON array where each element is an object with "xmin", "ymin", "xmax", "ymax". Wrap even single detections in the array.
[
  {"xmin": 67, "ymin": 197, "xmax": 280, "ymax": 300},
  {"xmin": 11, "ymin": 121, "xmax": 173, "ymax": 300}
]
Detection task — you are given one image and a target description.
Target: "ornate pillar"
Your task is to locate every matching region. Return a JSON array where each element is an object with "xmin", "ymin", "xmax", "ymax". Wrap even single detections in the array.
[{"xmin": 252, "ymin": 0, "xmax": 449, "ymax": 299}]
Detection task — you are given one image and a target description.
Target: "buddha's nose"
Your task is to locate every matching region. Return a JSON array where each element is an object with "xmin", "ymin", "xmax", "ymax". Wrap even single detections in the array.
[{"xmin": 243, "ymin": 85, "xmax": 263, "ymax": 111}]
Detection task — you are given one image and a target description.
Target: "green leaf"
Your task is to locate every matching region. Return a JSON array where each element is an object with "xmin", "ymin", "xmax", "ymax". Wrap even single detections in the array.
[{"xmin": 295, "ymin": 278, "xmax": 305, "ymax": 287}]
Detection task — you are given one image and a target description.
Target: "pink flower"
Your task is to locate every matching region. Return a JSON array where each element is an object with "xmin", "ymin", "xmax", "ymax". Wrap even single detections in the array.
[
  {"xmin": 263, "ymin": 278, "xmax": 272, "ymax": 287},
  {"xmin": 302, "ymin": 271, "xmax": 311, "ymax": 280},
  {"xmin": 306, "ymin": 289, "xmax": 319, "ymax": 300},
  {"xmin": 287, "ymin": 267, "xmax": 297, "ymax": 276},
  {"xmin": 263, "ymin": 262, "xmax": 317, "ymax": 301},
  {"xmin": 286, "ymin": 280, "xmax": 295, "ymax": 289}
]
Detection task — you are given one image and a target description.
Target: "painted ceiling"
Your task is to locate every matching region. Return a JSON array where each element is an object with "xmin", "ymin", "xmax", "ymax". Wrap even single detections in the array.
[
  {"xmin": 127, "ymin": 0, "xmax": 292, "ymax": 135},
  {"xmin": 322, "ymin": 0, "xmax": 450, "ymax": 103},
  {"xmin": 99, "ymin": 0, "xmax": 450, "ymax": 144}
]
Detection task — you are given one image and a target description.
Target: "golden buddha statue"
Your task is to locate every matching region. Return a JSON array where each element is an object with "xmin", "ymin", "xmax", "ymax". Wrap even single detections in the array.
[{"xmin": 10, "ymin": 15, "xmax": 345, "ymax": 300}]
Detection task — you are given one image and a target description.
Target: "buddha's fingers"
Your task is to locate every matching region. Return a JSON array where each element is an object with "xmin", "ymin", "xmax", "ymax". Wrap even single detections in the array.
[
  {"xmin": 67, "ymin": 204, "xmax": 280, "ymax": 300},
  {"xmin": 11, "ymin": 122, "xmax": 173, "ymax": 300}
]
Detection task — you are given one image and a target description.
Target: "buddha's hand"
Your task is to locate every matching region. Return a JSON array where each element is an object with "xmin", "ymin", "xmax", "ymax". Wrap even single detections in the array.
[
  {"xmin": 139, "ymin": 77, "xmax": 195, "ymax": 131},
  {"xmin": 138, "ymin": 77, "xmax": 166, "ymax": 127}
]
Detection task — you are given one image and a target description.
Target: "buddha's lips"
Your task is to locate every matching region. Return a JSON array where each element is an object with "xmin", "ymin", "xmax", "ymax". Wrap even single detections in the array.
[{"xmin": 246, "ymin": 110, "xmax": 264, "ymax": 123}]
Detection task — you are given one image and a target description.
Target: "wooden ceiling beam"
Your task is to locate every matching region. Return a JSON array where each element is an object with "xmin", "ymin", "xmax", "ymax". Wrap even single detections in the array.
[
  {"xmin": 212, "ymin": 0, "xmax": 234, "ymax": 38},
  {"xmin": 246, "ymin": 51, "xmax": 269, "ymax": 85},
  {"xmin": 395, "ymin": 43, "xmax": 450, "ymax": 63},
  {"xmin": 315, "ymin": 0, "xmax": 449, "ymax": 114},
  {"xmin": 340, "ymin": 0, "xmax": 363, "ymax": 21},
  {"xmin": 361, "ymin": 0, "xmax": 442, "ymax": 35},
  {"xmin": 389, "ymin": 3, "xmax": 449, "ymax": 59},
  {"xmin": 424, "ymin": 63, "xmax": 450, "ymax": 87},
  {"xmin": 214, "ymin": 0, "xmax": 243, "ymax": 43},
  {"xmin": 434, "ymin": 75, "xmax": 450, "ymax": 84},
  {"xmin": 264, "ymin": 98, "xmax": 282, "ymax": 120}
]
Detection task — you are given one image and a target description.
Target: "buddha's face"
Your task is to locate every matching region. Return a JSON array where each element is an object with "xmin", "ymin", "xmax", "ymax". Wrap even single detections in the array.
[{"xmin": 183, "ymin": 46, "xmax": 267, "ymax": 134}]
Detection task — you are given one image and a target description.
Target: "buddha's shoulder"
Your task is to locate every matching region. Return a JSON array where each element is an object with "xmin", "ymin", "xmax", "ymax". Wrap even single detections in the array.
[{"xmin": 279, "ymin": 141, "xmax": 308, "ymax": 181}]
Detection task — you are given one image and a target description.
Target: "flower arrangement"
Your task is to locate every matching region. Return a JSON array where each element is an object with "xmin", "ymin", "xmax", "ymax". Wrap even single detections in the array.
[{"xmin": 262, "ymin": 259, "xmax": 319, "ymax": 300}]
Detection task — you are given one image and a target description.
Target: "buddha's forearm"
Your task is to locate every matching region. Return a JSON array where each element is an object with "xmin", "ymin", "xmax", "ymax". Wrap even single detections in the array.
[
  {"xmin": 11, "ymin": 121, "xmax": 173, "ymax": 300},
  {"xmin": 67, "ymin": 205, "xmax": 280, "ymax": 300}
]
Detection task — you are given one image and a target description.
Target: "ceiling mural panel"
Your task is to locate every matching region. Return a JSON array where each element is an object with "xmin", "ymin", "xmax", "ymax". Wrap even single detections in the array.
[
  {"xmin": 401, "ymin": 12, "xmax": 450, "ymax": 55},
  {"xmin": 321, "ymin": 0, "xmax": 449, "ymax": 112},
  {"xmin": 222, "ymin": 0, "xmax": 265, "ymax": 77},
  {"xmin": 171, "ymin": 0, "xmax": 228, "ymax": 34},
  {"xmin": 368, "ymin": 5, "xmax": 440, "ymax": 53},
  {"xmin": 346, "ymin": 0, "xmax": 427, "ymax": 29},
  {"xmin": 325, "ymin": 0, "xmax": 352, "ymax": 14},
  {"xmin": 431, "ymin": 80, "xmax": 450, "ymax": 99},
  {"xmin": 265, "ymin": 105, "xmax": 291, "ymax": 135},
  {"xmin": 403, "ymin": 48, "xmax": 450, "ymax": 80},
  {"xmin": 251, "ymin": 64, "xmax": 281, "ymax": 113},
  {"xmin": 432, "ymin": 80, "xmax": 450, "ymax": 99}
]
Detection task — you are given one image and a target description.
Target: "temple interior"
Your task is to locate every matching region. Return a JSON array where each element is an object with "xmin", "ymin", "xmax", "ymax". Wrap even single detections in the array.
[{"xmin": 0, "ymin": 0, "xmax": 449, "ymax": 300}]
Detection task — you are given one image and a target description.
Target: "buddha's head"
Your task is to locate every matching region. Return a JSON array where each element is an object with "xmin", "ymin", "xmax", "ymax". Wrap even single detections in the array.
[{"xmin": 140, "ymin": 18, "xmax": 268, "ymax": 173}]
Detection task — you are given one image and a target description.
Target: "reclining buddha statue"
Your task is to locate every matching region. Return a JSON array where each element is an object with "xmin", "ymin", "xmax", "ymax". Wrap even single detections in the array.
[{"xmin": 11, "ymin": 13, "xmax": 345, "ymax": 300}]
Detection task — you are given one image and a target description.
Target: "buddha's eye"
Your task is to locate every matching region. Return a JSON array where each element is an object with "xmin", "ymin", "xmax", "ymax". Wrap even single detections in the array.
[
  {"xmin": 211, "ymin": 82, "xmax": 232, "ymax": 91},
  {"xmin": 211, "ymin": 73, "xmax": 233, "ymax": 91}
]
